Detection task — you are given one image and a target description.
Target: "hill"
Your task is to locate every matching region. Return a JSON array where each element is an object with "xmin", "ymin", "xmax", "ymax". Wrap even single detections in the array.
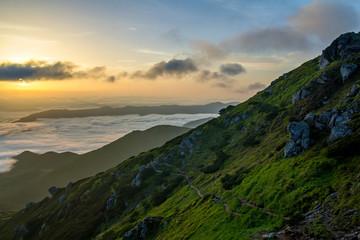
[
  {"xmin": 14, "ymin": 102, "xmax": 235, "ymax": 122},
  {"xmin": 1, "ymin": 32, "xmax": 360, "ymax": 239},
  {"xmin": 0, "ymin": 125, "xmax": 190, "ymax": 210}
]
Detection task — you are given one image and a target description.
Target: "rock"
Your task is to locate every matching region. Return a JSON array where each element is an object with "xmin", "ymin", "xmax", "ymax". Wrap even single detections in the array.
[
  {"xmin": 288, "ymin": 122, "xmax": 310, "ymax": 141},
  {"xmin": 193, "ymin": 130, "xmax": 202, "ymax": 136},
  {"xmin": 106, "ymin": 191, "xmax": 117, "ymax": 209},
  {"xmin": 59, "ymin": 194, "xmax": 66, "ymax": 204},
  {"xmin": 180, "ymin": 135, "xmax": 197, "ymax": 153},
  {"xmin": 340, "ymin": 63, "xmax": 358, "ymax": 82},
  {"xmin": 318, "ymin": 112, "xmax": 332, "ymax": 125},
  {"xmin": 219, "ymin": 105, "xmax": 234, "ymax": 115},
  {"xmin": 319, "ymin": 32, "xmax": 360, "ymax": 69},
  {"xmin": 48, "ymin": 186, "xmax": 58, "ymax": 197},
  {"xmin": 328, "ymin": 113, "xmax": 338, "ymax": 128},
  {"xmin": 292, "ymin": 88, "xmax": 312, "ymax": 104},
  {"xmin": 315, "ymin": 122, "xmax": 325, "ymax": 130},
  {"xmin": 132, "ymin": 166, "xmax": 145, "ymax": 186},
  {"xmin": 327, "ymin": 126, "xmax": 352, "ymax": 145},
  {"xmin": 124, "ymin": 231, "xmax": 134, "ymax": 239},
  {"xmin": 347, "ymin": 83, "xmax": 359, "ymax": 97},
  {"xmin": 230, "ymin": 115, "xmax": 241, "ymax": 126},
  {"xmin": 14, "ymin": 226, "xmax": 21, "ymax": 234},
  {"xmin": 25, "ymin": 202, "xmax": 35, "ymax": 208},
  {"xmin": 66, "ymin": 182, "xmax": 72, "ymax": 192},
  {"xmin": 304, "ymin": 113, "xmax": 315, "ymax": 125},
  {"xmin": 284, "ymin": 122, "xmax": 310, "ymax": 158}
]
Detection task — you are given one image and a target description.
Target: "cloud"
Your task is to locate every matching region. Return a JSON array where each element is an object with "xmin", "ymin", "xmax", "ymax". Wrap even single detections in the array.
[
  {"xmin": 236, "ymin": 82, "xmax": 267, "ymax": 93},
  {"xmin": 221, "ymin": 27, "xmax": 312, "ymax": 53},
  {"xmin": 220, "ymin": 63, "xmax": 246, "ymax": 76},
  {"xmin": 289, "ymin": 0, "xmax": 359, "ymax": 41},
  {"xmin": 196, "ymin": 70, "xmax": 235, "ymax": 88},
  {"xmin": 106, "ymin": 76, "xmax": 116, "ymax": 83},
  {"xmin": 0, "ymin": 60, "xmax": 116, "ymax": 82},
  {"xmin": 191, "ymin": 40, "xmax": 225, "ymax": 63},
  {"xmin": 132, "ymin": 58, "xmax": 198, "ymax": 79}
]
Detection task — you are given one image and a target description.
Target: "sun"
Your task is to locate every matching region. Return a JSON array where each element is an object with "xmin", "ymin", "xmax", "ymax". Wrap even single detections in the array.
[{"xmin": 17, "ymin": 79, "xmax": 29, "ymax": 87}]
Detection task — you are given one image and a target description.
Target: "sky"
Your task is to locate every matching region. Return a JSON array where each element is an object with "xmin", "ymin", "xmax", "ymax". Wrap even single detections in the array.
[{"xmin": 0, "ymin": 0, "xmax": 360, "ymax": 104}]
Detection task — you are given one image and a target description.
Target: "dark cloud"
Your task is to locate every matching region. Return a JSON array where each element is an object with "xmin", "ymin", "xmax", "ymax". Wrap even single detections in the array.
[
  {"xmin": 0, "ymin": 60, "xmax": 117, "ymax": 82},
  {"xmin": 106, "ymin": 76, "xmax": 116, "ymax": 83},
  {"xmin": 132, "ymin": 58, "xmax": 198, "ymax": 79},
  {"xmin": 0, "ymin": 60, "xmax": 76, "ymax": 81},
  {"xmin": 236, "ymin": 82, "xmax": 267, "ymax": 93},
  {"xmin": 220, "ymin": 63, "xmax": 246, "ymax": 76},
  {"xmin": 289, "ymin": 0, "xmax": 359, "ymax": 41}
]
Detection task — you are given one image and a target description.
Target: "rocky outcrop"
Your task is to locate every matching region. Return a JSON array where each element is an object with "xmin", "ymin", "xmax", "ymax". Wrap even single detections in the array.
[
  {"xmin": 106, "ymin": 191, "xmax": 117, "ymax": 209},
  {"xmin": 66, "ymin": 182, "xmax": 72, "ymax": 192},
  {"xmin": 132, "ymin": 165, "xmax": 145, "ymax": 186},
  {"xmin": 59, "ymin": 194, "xmax": 66, "ymax": 204},
  {"xmin": 123, "ymin": 217, "xmax": 164, "ymax": 240},
  {"xmin": 340, "ymin": 63, "xmax": 358, "ymax": 82},
  {"xmin": 327, "ymin": 126, "xmax": 352, "ymax": 145},
  {"xmin": 25, "ymin": 202, "xmax": 35, "ymax": 208},
  {"xmin": 347, "ymin": 83, "xmax": 359, "ymax": 98},
  {"xmin": 292, "ymin": 88, "xmax": 312, "ymax": 104},
  {"xmin": 284, "ymin": 122, "xmax": 310, "ymax": 158},
  {"xmin": 48, "ymin": 186, "xmax": 58, "ymax": 197},
  {"xmin": 319, "ymin": 32, "xmax": 360, "ymax": 69}
]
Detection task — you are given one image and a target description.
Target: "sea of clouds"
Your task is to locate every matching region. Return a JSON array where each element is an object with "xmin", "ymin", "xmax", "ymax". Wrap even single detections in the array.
[{"xmin": 0, "ymin": 113, "xmax": 217, "ymax": 172}]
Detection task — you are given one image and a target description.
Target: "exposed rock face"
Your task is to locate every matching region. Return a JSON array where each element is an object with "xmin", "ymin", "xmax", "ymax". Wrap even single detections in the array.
[
  {"xmin": 123, "ymin": 217, "xmax": 164, "ymax": 240},
  {"xmin": 327, "ymin": 126, "xmax": 352, "ymax": 145},
  {"xmin": 59, "ymin": 194, "xmax": 66, "ymax": 204},
  {"xmin": 319, "ymin": 32, "xmax": 360, "ymax": 69},
  {"xmin": 106, "ymin": 191, "xmax": 117, "ymax": 209},
  {"xmin": 292, "ymin": 88, "xmax": 312, "ymax": 104},
  {"xmin": 340, "ymin": 63, "xmax": 358, "ymax": 82},
  {"xmin": 284, "ymin": 122, "xmax": 310, "ymax": 158},
  {"xmin": 48, "ymin": 187, "xmax": 58, "ymax": 197},
  {"xmin": 25, "ymin": 202, "xmax": 35, "ymax": 208},
  {"xmin": 66, "ymin": 182, "xmax": 72, "ymax": 192},
  {"xmin": 347, "ymin": 83, "xmax": 359, "ymax": 97},
  {"xmin": 132, "ymin": 165, "xmax": 145, "ymax": 186}
]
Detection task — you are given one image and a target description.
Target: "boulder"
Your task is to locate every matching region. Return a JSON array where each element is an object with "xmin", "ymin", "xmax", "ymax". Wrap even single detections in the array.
[
  {"xmin": 317, "ymin": 112, "xmax": 332, "ymax": 125},
  {"xmin": 292, "ymin": 88, "xmax": 312, "ymax": 104},
  {"xmin": 106, "ymin": 191, "xmax": 117, "ymax": 209},
  {"xmin": 284, "ymin": 122, "xmax": 310, "ymax": 158},
  {"xmin": 180, "ymin": 135, "xmax": 197, "ymax": 153},
  {"xmin": 48, "ymin": 186, "xmax": 58, "ymax": 197},
  {"xmin": 319, "ymin": 32, "xmax": 360, "ymax": 69},
  {"xmin": 59, "ymin": 194, "xmax": 66, "ymax": 204},
  {"xmin": 25, "ymin": 202, "xmax": 35, "ymax": 208},
  {"xmin": 347, "ymin": 83, "xmax": 359, "ymax": 97},
  {"xmin": 327, "ymin": 126, "xmax": 352, "ymax": 145},
  {"xmin": 340, "ymin": 63, "xmax": 357, "ymax": 82},
  {"xmin": 132, "ymin": 165, "xmax": 145, "ymax": 186},
  {"xmin": 304, "ymin": 112, "xmax": 315, "ymax": 125}
]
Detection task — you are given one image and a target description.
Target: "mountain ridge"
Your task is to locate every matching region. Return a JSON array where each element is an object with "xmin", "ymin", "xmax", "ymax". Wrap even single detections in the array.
[{"xmin": 1, "ymin": 32, "xmax": 360, "ymax": 240}]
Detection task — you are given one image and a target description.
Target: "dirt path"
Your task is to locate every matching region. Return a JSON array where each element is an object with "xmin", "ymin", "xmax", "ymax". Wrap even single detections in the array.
[
  {"xmin": 185, "ymin": 173, "xmax": 204, "ymax": 198},
  {"xmin": 224, "ymin": 203, "xmax": 242, "ymax": 216},
  {"xmin": 238, "ymin": 198, "xmax": 290, "ymax": 220}
]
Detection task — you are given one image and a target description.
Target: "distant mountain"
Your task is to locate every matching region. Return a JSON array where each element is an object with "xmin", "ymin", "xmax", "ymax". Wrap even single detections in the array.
[
  {"xmin": 14, "ymin": 102, "xmax": 237, "ymax": 122},
  {"xmin": 0, "ymin": 125, "xmax": 190, "ymax": 210},
  {"xmin": 182, "ymin": 117, "xmax": 214, "ymax": 128}
]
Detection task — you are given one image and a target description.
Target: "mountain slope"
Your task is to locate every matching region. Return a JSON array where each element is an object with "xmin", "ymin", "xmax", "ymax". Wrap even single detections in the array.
[
  {"xmin": 0, "ymin": 125, "xmax": 190, "ymax": 210},
  {"xmin": 1, "ymin": 32, "xmax": 360, "ymax": 240}
]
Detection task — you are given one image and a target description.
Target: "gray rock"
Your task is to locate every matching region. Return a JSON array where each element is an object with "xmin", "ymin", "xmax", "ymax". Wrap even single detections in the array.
[
  {"xmin": 106, "ymin": 191, "xmax": 117, "ymax": 209},
  {"xmin": 328, "ymin": 113, "xmax": 338, "ymax": 128},
  {"xmin": 304, "ymin": 112, "xmax": 315, "ymax": 125},
  {"xmin": 48, "ymin": 186, "xmax": 58, "ymax": 197},
  {"xmin": 292, "ymin": 88, "xmax": 312, "ymax": 104},
  {"xmin": 193, "ymin": 130, "xmax": 203, "ymax": 136},
  {"xmin": 319, "ymin": 32, "xmax": 360, "ymax": 69},
  {"xmin": 180, "ymin": 135, "xmax": 197, "ymax": 153},
  {"xmin": 25, "ymin": 202, "xmax": 35, "ymax": 208},
  {"xmin": 347, "ymin": 83, "xmax": 359, "ymax": 97},
  {"xmin": 66, "ymin": 182, "xmax": 72, "ymax": 192},
  {"xmin": 287, "ymin": 122, "xmax": 310, "ymax": 141},
  {"xmin": 284, "ymin": 122, "xmax": 310, "ymax": 158},
  {"xmin": 318, "ymin": 112, "xmax": 332, "ymax": 125},
  {"xmin": 327, "ymin": 126, "xmax": 352, "ymax": 145},
  {"xmin": 132, "ymin": 166, "xmax": 146, "ymax": 186},
  {"xmin": 341, "ymin": 63, "xmax": 358, "ymax": 82},
  {"xmin": 230, "ymin": 115, "xmax": 241, "ymax": 126},
  {"xmin": 59, "ymin": 194, "xmax": 66, "ymax": 204}
]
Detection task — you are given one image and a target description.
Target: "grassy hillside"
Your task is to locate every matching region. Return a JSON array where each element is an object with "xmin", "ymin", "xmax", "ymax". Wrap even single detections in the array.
[
  {"xmin": 1, "ymin": 33, "xmax": 360, "ymax": 240},
  {"xmin": 0, "ymin": 125, "xmax": 190, "ymax": 210}
]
